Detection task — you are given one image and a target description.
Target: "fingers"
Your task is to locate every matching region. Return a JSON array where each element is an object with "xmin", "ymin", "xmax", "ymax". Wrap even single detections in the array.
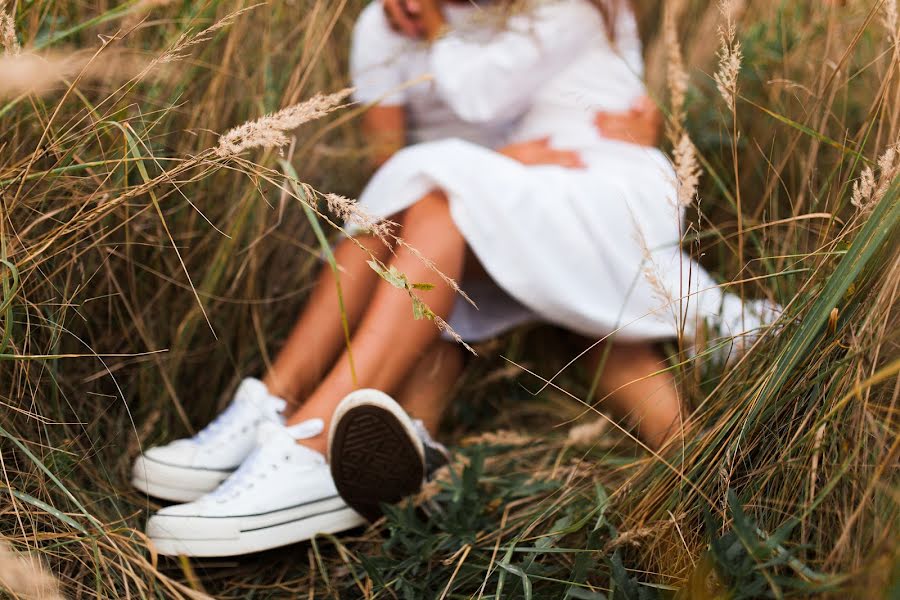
[
  {"xmin": 553, "ymin": 150, "xmax": 586, "ymax": 169},
  {"xmin": 500, "ymin": 139, "xmax": 584, "ymax": 168},
  {"xmin": 532, "ymin": 148, "xmax": 585, "ymax": 169},
  {"xmin": 594, "ymin": 101, "xmax": 661, "ymax": 146}
]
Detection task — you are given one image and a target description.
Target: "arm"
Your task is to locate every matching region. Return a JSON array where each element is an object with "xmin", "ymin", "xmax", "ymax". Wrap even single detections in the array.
[
  {"xmin": 498, "ymin": 137, "xmax": 584, "ymax": 169},
  {"xmin": 363, "ymin": 105, "xmax": 407, "ymax": 169},
  {"xmin": 594, "ymin": 96, "xmax": 661, "ymax": 147},
  {"xmin": 350, "ymin": 4, "xmax": 412, "ymax": 168}
]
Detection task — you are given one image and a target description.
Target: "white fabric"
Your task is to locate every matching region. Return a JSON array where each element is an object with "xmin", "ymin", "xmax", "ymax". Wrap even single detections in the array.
[
  {"xmin": 352, "ymin": 0, "xmax": 775, "ymax": 342},
  {"xmin": 141, "ymin": 377, "xmax": 286, "ymax": 471},
  {"xmin": 351, "ymin": 1, "xmax": 517, "ymax": 146},
  {"xmin": 157, "ymin": 420, "xmax": 335, "ymax": 517}
]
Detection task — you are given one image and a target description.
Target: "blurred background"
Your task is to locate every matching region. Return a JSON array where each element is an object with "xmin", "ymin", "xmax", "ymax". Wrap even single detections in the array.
[{"xmin": 0, "ymin": 0, "xmax": 897, "ymax": 597}]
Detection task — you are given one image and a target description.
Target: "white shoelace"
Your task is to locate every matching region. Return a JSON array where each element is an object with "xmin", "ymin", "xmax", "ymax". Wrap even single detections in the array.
[
  {"xmin": 192, "ymin": 400, "xmax": 249, "ymax": 445},
  {"xmin": 192, "ymin": 393, "xmax": 285, "ymax": 445},
  {"xmin": 205, "ymin": 421, "xmax": 325, "ymax": 503},
  {"xmin": 206, "ymin": 447, "xmax": 269, "ymax": 502}
]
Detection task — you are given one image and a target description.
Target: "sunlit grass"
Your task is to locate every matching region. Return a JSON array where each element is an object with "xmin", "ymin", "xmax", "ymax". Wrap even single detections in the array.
[{"xmin": 0, "ymin": 0, "xmax": 897, "ymax": 597}]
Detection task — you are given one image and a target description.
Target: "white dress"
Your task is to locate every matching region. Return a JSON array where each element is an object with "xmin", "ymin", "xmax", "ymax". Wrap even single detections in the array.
[{"xmin": 351, "ymin": 0, "xmax": 773, "ymax": 343}]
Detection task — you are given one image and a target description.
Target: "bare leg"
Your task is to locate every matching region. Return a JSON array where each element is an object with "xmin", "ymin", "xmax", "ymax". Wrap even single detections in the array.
[
  {"xmin": 585, "ymin": 342, "xmax": 682, "ymax": 450},
  {"xmin": 395, "ymin": 340, "xmax": 465, "ymax": 434},
  {"xmin": 286, "ymin": 190, "xmax": 466, "ymax": 453},
  {"xmin": 263, "ymin": 235, "xmax": 392, "ymax": 405}
]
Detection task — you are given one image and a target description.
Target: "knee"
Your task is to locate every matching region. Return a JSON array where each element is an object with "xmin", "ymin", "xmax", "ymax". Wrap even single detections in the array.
[
  {"xmin": 404, "ymin": 189, "xmax": 451, "ymax": 226},
  {"xmin": 433, "ymin": 340, "xmax": 465, "ymax": 375},
  {"xmin": 403, "ymin": 189, "xmax": 459, "ymax": 237}
]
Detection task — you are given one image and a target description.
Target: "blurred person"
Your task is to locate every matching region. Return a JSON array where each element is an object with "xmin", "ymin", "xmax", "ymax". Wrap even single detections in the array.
[
  {"xmin": 132, "ymin": 0, "xmax": 777, "ymax": 556},
  {"xmin": 328, "ymin": 0, "xmax": 778, "ymax": 520}
]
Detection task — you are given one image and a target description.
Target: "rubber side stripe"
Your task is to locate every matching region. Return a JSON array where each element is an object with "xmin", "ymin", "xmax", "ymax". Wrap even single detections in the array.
[
  {"xmin": 240, "ymin": 506, "xmax": 356, "ymax": 533},
  {"xmin": 156, "ymin": 495, "xmax": 342, "ymax": 519}
]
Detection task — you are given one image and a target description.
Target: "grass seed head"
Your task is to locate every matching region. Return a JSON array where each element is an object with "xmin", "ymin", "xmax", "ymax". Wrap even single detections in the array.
[
  {"xmin": 673, "ymin": 132, "xmax": 701, "ymax": 207},
  {"xmin": 713, "ymin": 0, "xmax": 743, "ymax": 113},
  {"xmin": 215, "ymin": 89, "xmax": 353, "ymax": 157},
  {"xmin": 883, "ymin": 0, "xmax": 898, "ymax": 47},
  {"xmin": 0, "ymin": 51, "xmax": 154, "ymax": 98},
  {"xmin": 324, "ymin": 192, "xmax": 394, "ymax": 240},
  {"xmin": 0, "ymin": 543, "xmax": 63, "ymax": 600},
  {"xmin": 852, "ymin": 141, "xmax": 899, "ymax": 214},
  {"xmin": 663, "ymin": 5, "xmax": 688, "ymax": 142},
  {"xmin": 1, "ymin": 8, "xmax": 20, "ymax": 55}
]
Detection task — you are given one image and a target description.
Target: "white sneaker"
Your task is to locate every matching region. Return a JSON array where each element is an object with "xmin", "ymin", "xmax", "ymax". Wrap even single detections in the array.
[
  {"xmin": 132, "ymin": 378, "xmax": 286, "ymax": 502},
  {"xmin": 707, "ymin": 297, "xmax": 784, "ymax": 364},
  {"xmin": 146, "ymin": 419, "xmax": 366, "ymax": 557},
  {"xmin": 328, "ymin": 389, "xmax": 449, "ymax": 522}
]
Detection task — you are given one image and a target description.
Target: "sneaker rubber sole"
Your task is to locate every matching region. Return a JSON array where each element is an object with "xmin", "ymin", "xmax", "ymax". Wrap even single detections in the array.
[
  {"xmin": 147, "ymin": 497, "xmax": 365, "ymax": 557},
  {"xmin": 132, "ymin": 455, "xmax": 231, "ymax": 503},
  {"xmin": 328, "ymin": 389, "xmax": 425, "ymax": 522}
]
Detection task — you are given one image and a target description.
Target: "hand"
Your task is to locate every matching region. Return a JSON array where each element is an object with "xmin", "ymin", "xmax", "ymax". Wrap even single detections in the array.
[
  {"xmin": 594, "ymin": 95, "xmax": 662, "ymax": 147},
  {"xmin": 499, "ymin": 137, "xmax": 585, "ymax": 169}
]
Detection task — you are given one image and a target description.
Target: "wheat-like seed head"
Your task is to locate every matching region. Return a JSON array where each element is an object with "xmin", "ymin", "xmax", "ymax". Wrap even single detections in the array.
[
  {"xmin": 0, "ymin": 51, "xmax": 153, "ymax": 99},
  {"xmin": 0, "ymin": 542, "xmax": 64, "ymax": 600},
  {"xmin": 883, "ymin": 0, "xmax": 898, "ymax": 48},
  {"xmin": 567, "ymin": 417, "xmax": 610, "ymax": 446},
  {"xmin": 851, "ymin": 166, "xmax": 876, "ymax": 211},
  {"xmin": 215, "ymin": 89, "xmax": 353, "ymax": 157},
  {"xmin": 852, "ymin": 141, "xmax": 899, "ymax": 214},
  {"xmin": 873, "ymin": 142, "xmax": 899, "ymax": 204},
  {"xmin": 1, "ymin": 8, "xmax": 20, "ymax": 55},
  {"xmin": 323, "ymin": 193, "xmax": 395, "ymax": 241},
  {"xmin": 673, "ymin": 132, "xmax": 700, "ymax": 208},
  {"xmin": 0, "ymin": 52, "xmax": 83, "ymax": 98},
  {"xmin": 122, "ymin": 0, "xmax": 176, "ymax": 29},
  {"xmin": 159, "ymin": 5, "xmax": 258, "ymax": 64},
  {"xmin": 713, "ymin": 0, "xmax": 743, "ymax": 114},
  {"xmin": 663, "ymin": 6, "xmax": 688, "ymax": 144}
]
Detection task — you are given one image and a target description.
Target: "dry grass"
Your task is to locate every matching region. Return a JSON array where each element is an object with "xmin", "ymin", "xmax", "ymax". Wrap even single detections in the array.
[
  {"xmin": 0, "ymin": 542, "xmax": 63, "ymax": 600},
  {"xmin": 0, "ymin": 0, "xmax": 897, "ymax": 598}
]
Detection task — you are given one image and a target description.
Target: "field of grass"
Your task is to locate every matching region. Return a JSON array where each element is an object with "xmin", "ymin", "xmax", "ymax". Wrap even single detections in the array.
[{"xmin": 0, "ymin": 0, "xmax": 898, "ymax": 598}]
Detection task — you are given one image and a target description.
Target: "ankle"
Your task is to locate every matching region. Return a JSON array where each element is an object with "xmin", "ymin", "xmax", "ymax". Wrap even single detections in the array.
[
  {"xmin": 261, "ymin": 375, "xmax": 304, "ymax": 409},
  {"xmin": 295, "ymin": 435, "xmax": 328, "ymax": 457}
]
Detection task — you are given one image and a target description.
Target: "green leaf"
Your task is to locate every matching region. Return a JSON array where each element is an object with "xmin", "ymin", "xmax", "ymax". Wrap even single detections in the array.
[
  {"xmin": 496, "ymin": 560, "xmax": 533, "ymax": 600},
  {"xmin": 8, "ymin": 489, "xmax": 88, "ymax": 533},
  {"xmin": 744, "ymin": 181, "xmax": 900, "ymax": 436}
]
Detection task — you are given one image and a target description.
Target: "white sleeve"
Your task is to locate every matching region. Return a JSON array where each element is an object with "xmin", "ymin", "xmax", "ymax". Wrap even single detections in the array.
[
  {"xmin": 350, "ymin": 3, "xmax": 409, "ymax": 106},
  {"xmin": 613, "ymin": 6, "xmax": 644, "ymax": 77},
  {"xmin": 428, "ymin": 0, "xmax": 603, "ymax": 123}
]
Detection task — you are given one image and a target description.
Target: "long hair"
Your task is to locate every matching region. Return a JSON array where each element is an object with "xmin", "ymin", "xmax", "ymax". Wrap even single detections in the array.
[{"xmin": 587, "ymin": 0, "xmax": 625, "ymax": 42}]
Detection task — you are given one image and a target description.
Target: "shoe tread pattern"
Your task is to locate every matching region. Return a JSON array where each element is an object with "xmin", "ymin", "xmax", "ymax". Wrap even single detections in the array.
[{"xmin": 330, "ymin": 406, "xmax": 424, "ymax": 522}]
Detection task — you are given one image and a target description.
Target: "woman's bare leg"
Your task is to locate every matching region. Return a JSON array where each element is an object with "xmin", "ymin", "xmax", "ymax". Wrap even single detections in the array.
[
  {"xmin": 585, "ymin": 342, "xmax": 682, "ymax": 449},
  {"xmin": 263, "ymin": 235, "xmax": 392, "ymax": 405},
  {"xmin": 395, "ymin": 340, "xmax": 465, "ymax": 434},
  {"xmin": 286, "ymin": 190, "xmax": 466, "ymax": 453}
]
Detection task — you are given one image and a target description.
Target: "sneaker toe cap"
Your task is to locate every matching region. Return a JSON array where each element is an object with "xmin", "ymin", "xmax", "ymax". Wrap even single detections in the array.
[{"xmin": 139, "ymin": 440, "xmax": 199, "ymax": 468}]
